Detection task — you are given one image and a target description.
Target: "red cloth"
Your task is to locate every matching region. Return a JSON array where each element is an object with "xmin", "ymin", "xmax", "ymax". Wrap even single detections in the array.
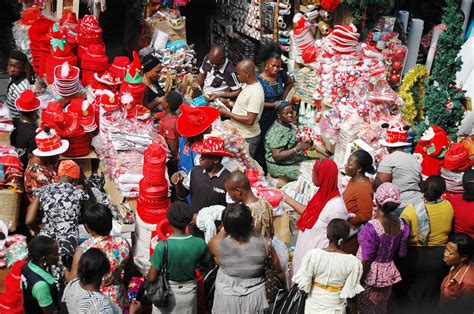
[
  {"xmin": 296, "ymin": 159, "xmax": 340, "ymax": 231},
  {"xmin": 446, "ymin": 194, "xmax": 474, "ymax": 238}
]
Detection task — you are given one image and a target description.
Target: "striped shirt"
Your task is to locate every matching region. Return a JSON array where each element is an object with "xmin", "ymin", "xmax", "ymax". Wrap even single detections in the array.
[
  {"xmin": 199, "ymin": 55, "xmax": 241, "ymax": 94},
  {"xmin": 62, "ymin": 279, "xmax": 120, "ymax": 314},
  {"xmin": 6, "ymin": 75, "xmax": 31, "ymax": 119}
]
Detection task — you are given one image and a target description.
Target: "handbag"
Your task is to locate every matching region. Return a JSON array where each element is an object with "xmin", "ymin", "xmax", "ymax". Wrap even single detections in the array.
[
  {"xmin": 203, "ymin": 266, "xmax": 219, "ymax": 311},
  {"xmin": 271, "ymin": 284, "xmax": 306, "ymax": 314},
  {"xmin": 264, "ymin": 238, "xmax": 284, "ymax": 303},
  {"xmin": 144, "ymin": 240, "xmax": 169, "ymax": 307}
]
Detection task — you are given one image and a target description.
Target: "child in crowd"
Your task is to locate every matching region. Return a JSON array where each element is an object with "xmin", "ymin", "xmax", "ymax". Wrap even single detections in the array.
[
  {"xmin": 171, "ymin": 136, "xmax": 233, "ymax": 238},
  {"xmin": 224, "ymin": 170, "xmax": 274, "ymax": 238},
  {"xmin": 6, "ymin": 50, "xmax": 31, "ymax": 120},
  {"xmin": 26, "ymin": 160, "xmax": 89, "ymax": 292},
  {"xmin": 159, "ymin": 90, "xmax": 182, "ymax": 173}
]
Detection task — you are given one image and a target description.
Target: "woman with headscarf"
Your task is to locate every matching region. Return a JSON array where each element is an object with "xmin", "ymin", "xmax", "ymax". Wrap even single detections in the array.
[
  {"xmin": 357, "ymin": 183, "xmax": 410, "ymax": 313},
  {"xmin": 147, "ymin": 201, "xmax": 212, "ymax": 314},
  {"xmin": 264, "ymin": 100, "xmax": 312, "ymax": 181},
  {"xmin": 283, "ymin": 159, "xmax": 348, "ymax": 277}
]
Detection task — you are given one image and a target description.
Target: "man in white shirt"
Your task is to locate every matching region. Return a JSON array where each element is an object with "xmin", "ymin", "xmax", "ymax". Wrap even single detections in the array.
[{"xmin": 219, "ymin": 59, "xmax": 265, "ymax": 158}]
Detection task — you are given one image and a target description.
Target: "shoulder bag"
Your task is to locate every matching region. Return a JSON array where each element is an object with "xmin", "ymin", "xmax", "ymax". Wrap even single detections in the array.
[{"xmin": 144, "ymin": 240, "xmax": 170, "ymax": 307}]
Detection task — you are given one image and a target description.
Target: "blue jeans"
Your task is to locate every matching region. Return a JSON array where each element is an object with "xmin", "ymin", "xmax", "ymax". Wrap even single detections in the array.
[{"xmin": 246, "ymin": 135, "xmax": 260, "ymax": 159}]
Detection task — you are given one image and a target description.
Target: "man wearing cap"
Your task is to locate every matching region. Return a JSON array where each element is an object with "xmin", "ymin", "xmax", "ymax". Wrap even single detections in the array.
[
  {"xmin": 171, "ymin": 136, "xmax": 233, "ymax": 238},
  {"xmin": 374, "ymin": 125, "xmax": 422, "ymax": 215},
  {"xmin": 10, "ymin": 90, "xmax": 40, "ymax": 167},
  {"xmin": 219, "ymin": 59, "xmax": 265, "ymax": 158},
  {"xmin": 196, "ymin": 45, "xmax": 241, "ymax": 101},
  {"xmin": 24, "ymin": 127, "xmax": 69, "ymax": 202}
]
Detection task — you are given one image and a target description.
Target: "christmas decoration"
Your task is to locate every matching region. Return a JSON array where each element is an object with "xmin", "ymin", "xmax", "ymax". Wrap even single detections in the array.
[
  {"xmin": 340, "ymin": 0, "xmax": 392, "ymax": 32},
  {"xmin": 399, "ymin": 65, "xmax": 429, "ymax": 124},
  {"xmin": 415, "ymin": 0, "xmax": 466, "ymax": 141}
]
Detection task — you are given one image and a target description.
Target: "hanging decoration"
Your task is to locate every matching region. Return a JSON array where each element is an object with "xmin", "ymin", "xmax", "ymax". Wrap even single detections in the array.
[
  {"xmin": 415, "ymin": 0, "xmax": 466, "ymax": 141},
  {"xmin": 399, "ymin": 65, "xmax": 429, "ymax": 124}
]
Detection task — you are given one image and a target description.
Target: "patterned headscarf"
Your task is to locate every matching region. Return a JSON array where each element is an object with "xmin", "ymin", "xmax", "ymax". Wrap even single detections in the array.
[{"xmin": 375, "ymin": 182, "xmax": 401, "ymax": 206}]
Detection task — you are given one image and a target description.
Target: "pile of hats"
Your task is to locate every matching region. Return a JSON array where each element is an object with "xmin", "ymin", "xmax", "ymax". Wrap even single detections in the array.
[
  {"xmin": 28, "ymin": 17, "xmax": 54, "ymax": 75},
  {"xmin": 60, "ymin": 10, "xmax": 79, "ymax": 34},
  {"xmin": 137, "ymin": 143, "xmax": 170, "ymax": 224},
  {"xmin": 45, "ymin": 23, "xmax": 78, "ymax": 84},
  {"xmin": 120, "ymin": 51, "xmax": 145, "ymax": 118},
  {"xmin": 81, "ymin": 44, "xmax": 108, "ymax": 86},
  {"xmin": 0, "ymin": 260, "xmax": 26, "ymax": 314},
  {"xmin": 41, "ymin": 102, "xmax": 91, "ymax": 157},
  {"xmin": 77, "ymin": 15, "xmax": 103, "ymax": 59},
  {"xmin": 67, "ymin": 98, "xmax": 98, "ymax": 133},
  {"xmin": 53, "ymin": 62, "xmax": 82, "ymax": 97},
  {"xmin": 93, "ymin": 56, "xmax": 129, "ymax": 90}
]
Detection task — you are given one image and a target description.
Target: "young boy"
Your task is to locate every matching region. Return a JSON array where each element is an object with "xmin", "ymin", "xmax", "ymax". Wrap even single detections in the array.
[
  {"xmin": 158, "ymin": 90, "xmax": 182, "ymax": 167},
  {"xmin": 171, "ymin": 136, "xmax": 233, "ymax": 237},
  {"xmin": 225, "ymin": 170, "xmax": 274, "ymax": 238},
  {"xmin": 6, "ymin": 51, "xmax": 31, "ymax": 120}
]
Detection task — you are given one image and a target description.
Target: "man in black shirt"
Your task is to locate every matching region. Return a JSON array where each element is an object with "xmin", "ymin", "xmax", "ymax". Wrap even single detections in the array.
[
  {"xmin": 196, "ymin": 45, "xmax": 241, "ymax": 101},
  {"xmin": 171, "ymin": 136, "xmax": 234, "ymax": 237}
]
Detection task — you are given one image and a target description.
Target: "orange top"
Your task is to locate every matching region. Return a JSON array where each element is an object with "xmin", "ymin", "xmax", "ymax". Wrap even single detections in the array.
[
  {"xmin": 342, "ymin": 179, "xmax": 374, "ymax": 227},
  {"xmin": 440, "ymin": 262, "xmax": 474, "ymax": 303}
]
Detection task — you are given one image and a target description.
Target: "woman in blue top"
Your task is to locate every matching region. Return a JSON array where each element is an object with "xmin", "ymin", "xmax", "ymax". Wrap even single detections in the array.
[{"xmin": 256, "ymin": 43, "xmax": 294, "ymax": 170}]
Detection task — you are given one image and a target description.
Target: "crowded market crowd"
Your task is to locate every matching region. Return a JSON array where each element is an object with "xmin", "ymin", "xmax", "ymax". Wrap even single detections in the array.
[{"xmin": 0, "ymin": 0, "xmax": 474, "ymax": 314}]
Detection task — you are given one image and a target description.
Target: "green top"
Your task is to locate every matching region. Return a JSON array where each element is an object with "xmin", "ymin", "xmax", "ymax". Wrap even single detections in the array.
[
  {"xmin": 150, "ymin": 235, "xmax": 211, "ymax": 282},
  {"xmin": 22, "ymin": 262, "xmax": 55, "ymax": 308},
  {"xmin": 265, "ymin": 120, "xmax": 306, "ymax": 165}
]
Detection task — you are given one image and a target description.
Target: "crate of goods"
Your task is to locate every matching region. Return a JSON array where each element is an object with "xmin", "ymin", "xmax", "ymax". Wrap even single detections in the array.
[{"xmin": 0, "ymin": 190, "xmax": 21, "ymax": 231}]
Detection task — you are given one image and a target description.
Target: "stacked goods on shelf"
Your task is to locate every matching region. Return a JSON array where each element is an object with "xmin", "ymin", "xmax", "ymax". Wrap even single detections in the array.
[
  {"xmin": 81, "ymin": 44, "xmax": 108, "ymax": 86},
  {"xmin": 52, "ymin": 62, "xmax": 82, "ymax": 98},
  {"xmin": 119, "ymin": 52, "xmax": 146, "ymax": 119},
  {"xmin": 28, "ymin": 17, "xmax": 54, "ymax": 75},
  {"xmin": 137, "ymin": 143, "xmax": 170, "ymax": 224},
  {"xmin": 45, "ymin": 23, "xmax": 78, "ymax": 84},
  {"xmin": 76, "ymin": 15, "xmax": 103, "ymax": 60},
  {"xmin": 41, "ymin": 100, "xmax": 93, "ymax": 158}
]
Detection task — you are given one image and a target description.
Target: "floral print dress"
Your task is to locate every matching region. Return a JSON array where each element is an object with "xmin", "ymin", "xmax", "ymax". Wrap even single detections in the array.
[
  {"xmin": 34, "ymin": 182, "xmax": 89, "ymax": 293},
  {"xmin": 24, "ymin": 157, "xmax": 57, "ymax": 201},
  {"xmin": 264, "ymin": 120, "xmax": 307, "ymax": 180},
  {"xmin": 81, "ymin": 235, "xmax": 131, "ymax": 308}
]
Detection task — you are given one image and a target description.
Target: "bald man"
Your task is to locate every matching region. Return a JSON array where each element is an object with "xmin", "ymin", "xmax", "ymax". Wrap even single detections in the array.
[
  {"xmin": 224, "ymin": 170, "xmax": 274, "ymax": 238},
  {"xmin": 219, "ymin": 59, "xmax": 265, "ymax": 158},
  {"xmin": 196, "ymin": 45, "xmax": 241, "ymax": 100}
]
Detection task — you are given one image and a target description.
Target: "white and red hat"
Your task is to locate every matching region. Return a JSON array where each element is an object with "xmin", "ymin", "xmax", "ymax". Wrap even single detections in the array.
[
  {"xmin": 379, "ymin": 124, "xmax": 410, "ymax": 147},
  {"xmin": 325, "ymin": 24, "xmax": 360, "ymax": 54},
  {"xmin": 67, "ymin": 98, "xmax": 97, "ymax": 132},
  {"xmin": 192, "ymin": 136, "xmax": 234, "ymax": 158},
  {"xmin": 54, "ymin": 62, "xmax": 81, "ymax": 96},
  {"xmin": 15, "ymin": 90, "xmax": 41, "ymax": 112},
  {"xmin": 33, "ymin": 126, "xmax": 70, "ymax": 157},
  {"xmin": 108, "ymin": 56, "xmax": 130, "ymax": 80},
  {"xmin": 100, "ymin": 90, "xmax": 121, "ymax": 112}
]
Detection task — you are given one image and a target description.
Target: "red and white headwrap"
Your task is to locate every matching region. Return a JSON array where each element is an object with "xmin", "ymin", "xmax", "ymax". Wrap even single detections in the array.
[{"xmin": 376, "ymin": 182, "xmax": 401, "ymax": 206}]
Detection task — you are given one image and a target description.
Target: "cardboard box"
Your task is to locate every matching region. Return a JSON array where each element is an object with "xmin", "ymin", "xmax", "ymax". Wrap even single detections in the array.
[
  {"xmin": 144, "ymin": 19, "xmax": 187, "ymax": 46},
  {"xmin": 273, "ymin": 213, "xmax": 290, "ymax": 244},
  {"xmin": 0, "ymin": 132, "xmax": 11, "ymax": 145}
]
